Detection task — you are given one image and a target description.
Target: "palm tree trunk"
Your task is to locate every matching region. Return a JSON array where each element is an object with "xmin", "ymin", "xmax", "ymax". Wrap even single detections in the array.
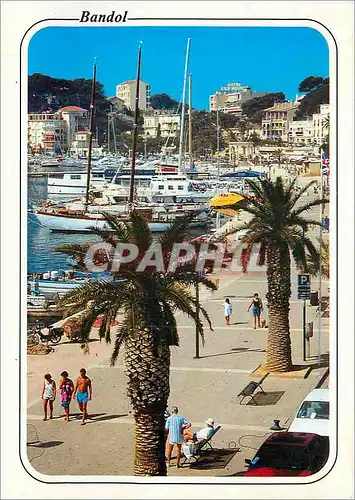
[
  {"xmin": 125, "ymin": 330, "xmax": 170, "ymax": 475},
  {"xmin": 265, "ymin": 245, "xmax": 292, "ymax": 372}
]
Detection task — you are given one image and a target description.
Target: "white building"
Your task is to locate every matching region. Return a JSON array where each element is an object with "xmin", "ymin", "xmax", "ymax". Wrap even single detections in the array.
[
  {"xmin": 28, "ymin": 113, "xmax": 68, "ymax": 154},
  {"xmin": 116, "ymin": 80, "xmax": 150, "ymax": 111},
  {"xmin": 261, "ymin": 101, "xmax": 300, "ymax": 142},
  {"xmin": 28, "ymin": 106, "xmax": 88, "ymax": 153},
  {"xmin": 59, "ymin": 106, "xmax": 88, "ymax": 146},
  {"xmin": 143, "ymin": 112, "xmax": 180, "ymax": 138},
  {"xmin": 69, "ymin": 130, "xmax": 101, "ymax": 156},
  {"xmin": 289, "ymin": 120, "xmax": 314, "ymax": 146},
  {"xmin": 312, "ymin": 104, "xmax": 330, "ymax": 146},
  {"xmin": 210, "ymin": 82, "xmax": 267, "ymax": 115}
]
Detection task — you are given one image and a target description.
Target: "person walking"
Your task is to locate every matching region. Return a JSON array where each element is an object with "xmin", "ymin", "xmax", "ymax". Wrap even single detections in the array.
[
  {"xmin": 224, "ymin": 298, "xmax": 233, "ymax": 326},
  {"xmin": 59, "ymin": 371, "xmax": 74, "ymax": 422},
  {"xmin": 73, "ymin": 368, "xmax": 92, "ymax": 425},
  {"xmin": 41, "ymin": 373, "xmax": 56, "ymax": 421},
  {"xmin": 165, "ymin": 406, "xmax": 191, "ymax": 468},
  {"xmin": 247, "ymin": 293, "xmax": 263, "ymax": 329}
]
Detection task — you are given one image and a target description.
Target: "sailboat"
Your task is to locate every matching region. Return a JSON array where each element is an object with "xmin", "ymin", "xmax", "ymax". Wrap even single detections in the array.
[{"xmin": 32, "ymin": 44, "xmax": 210, "ymax": 233}]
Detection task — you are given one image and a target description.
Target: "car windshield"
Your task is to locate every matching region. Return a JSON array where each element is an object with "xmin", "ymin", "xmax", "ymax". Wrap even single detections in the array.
[
  {"xmin": 251, "ymin": 445, "xmax": 310, "ymax": 470},
  {"xmin": 297, "ymin": 401, "xmax": 329, "ymax": 420}
]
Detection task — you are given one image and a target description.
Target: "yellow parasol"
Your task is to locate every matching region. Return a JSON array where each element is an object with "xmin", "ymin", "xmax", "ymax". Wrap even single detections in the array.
[{"xmin": 209, "ymin": 192, "xmax": 245, "ymax": 216}]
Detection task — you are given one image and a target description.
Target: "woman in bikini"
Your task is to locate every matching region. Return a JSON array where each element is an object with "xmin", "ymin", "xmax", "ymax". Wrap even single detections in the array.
[
  {"xmin": 247, "ymin": 293, "xmax": 263, "ymax": 329},
  {"xmin": 41, "ymin": 373, "xmax": 56, "ymax": 421}
]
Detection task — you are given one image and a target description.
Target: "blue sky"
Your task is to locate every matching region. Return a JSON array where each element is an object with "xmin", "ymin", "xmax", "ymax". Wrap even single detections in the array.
[{"xmin": 28, "ymin": 26, "xmax": 329, "ymax": 109}]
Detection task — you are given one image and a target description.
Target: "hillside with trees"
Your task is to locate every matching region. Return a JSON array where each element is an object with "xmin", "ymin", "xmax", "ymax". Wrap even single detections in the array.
[
  {"xmin": 29, "ymin": 73, "xmax": 112, "ymax": 143},
  {"xmin": 294, "ymin": 76, "xmax": 329, "ymax": 119},
  {"xmin": 150, "ymin": 93, "xmax": 180, "ymax": 111}
]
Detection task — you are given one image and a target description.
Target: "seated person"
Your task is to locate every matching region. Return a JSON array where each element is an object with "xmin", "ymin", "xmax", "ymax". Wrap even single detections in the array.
[{"xmin": 183, "ymin": 418, "xmax": 215, "ymax": 443}]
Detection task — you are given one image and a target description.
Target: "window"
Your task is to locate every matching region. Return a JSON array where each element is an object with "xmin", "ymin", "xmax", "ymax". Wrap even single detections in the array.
[
  {"xmin": 178, "ymin": 186, "xmax": 184, "ymax": 190},
  {"xmin": 158, "ymin": 185, "xmax": 164, "ymax": 190},
  {"xmin": 297, "ymin": 401, "xmax": 329, "ymax": 420},
  {"xmin": 49, "ymin": 173, "xmax": 64, "ymax": 179},
  {"xmin": 168, "ymin": 186, "xmax": 174, "ymax": 190},
  {"xmin": 70, "ymin": 175, "xmax": 81, "ymax": 180}
]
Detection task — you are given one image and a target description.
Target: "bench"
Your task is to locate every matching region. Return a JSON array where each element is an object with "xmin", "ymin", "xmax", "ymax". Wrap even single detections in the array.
[
  {"xmin": 181, "ymin": 425, "xmax": 221, "ymax": 465},
  {"xmin": 237, "ymin": 373, "xmax": 269, "ymax": 405}
]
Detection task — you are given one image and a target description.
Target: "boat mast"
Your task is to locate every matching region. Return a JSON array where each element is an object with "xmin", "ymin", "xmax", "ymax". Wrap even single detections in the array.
[
  {"xmin": 128, "ymin": 41, "xmax": 143, "ymax": 209},
  {"xmin": 107, "ymin": 113, "xmax": 110, "ymax": 153},
  {"xmin": 188, "ymin": 74, "xmax": 193, "ymax": 171},
  {"xmin": 178, "ymin": 38, "xmax": 191, "ymax": 175},
  {"xmin": 216, "ymin": 91, "xmax": 221, "ymax": 230},
  {"xmin": 84, "ymin": 60, "xmax": 97, "ymax": 207}
]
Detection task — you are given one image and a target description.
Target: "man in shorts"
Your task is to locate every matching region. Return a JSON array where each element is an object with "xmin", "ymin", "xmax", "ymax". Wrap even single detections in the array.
[
  {"xmin": 73, "ymin": 368, "xmax": 92, "ymax": 425},
  {"xmin": 165, "ymin": 406, "xmax": 191, "ymax": 468}
]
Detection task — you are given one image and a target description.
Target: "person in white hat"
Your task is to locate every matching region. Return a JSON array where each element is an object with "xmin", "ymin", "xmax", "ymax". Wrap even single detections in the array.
[{"xmin": 183, "ymin": 418, "xmax": 215, "ymax": 443}]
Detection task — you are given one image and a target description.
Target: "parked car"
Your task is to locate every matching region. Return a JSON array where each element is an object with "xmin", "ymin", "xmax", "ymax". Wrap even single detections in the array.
[
  {"xmin": 244, "ymin": 432, "xmax": 329, "ymax": 476},
  {"xmin": 288, "ymin": 389, "xmax": 330, "ymax": 436}
]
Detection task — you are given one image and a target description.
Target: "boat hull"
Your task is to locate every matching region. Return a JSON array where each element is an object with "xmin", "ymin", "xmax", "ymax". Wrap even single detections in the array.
[{"xmin": 33, "ymin": 211, "xmax": 208, "ymax": 233}]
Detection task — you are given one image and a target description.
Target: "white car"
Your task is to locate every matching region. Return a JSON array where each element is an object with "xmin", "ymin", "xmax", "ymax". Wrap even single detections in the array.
[{"xmin": 288, "ymin": 389, "xmax": 330, "ymax": 436}]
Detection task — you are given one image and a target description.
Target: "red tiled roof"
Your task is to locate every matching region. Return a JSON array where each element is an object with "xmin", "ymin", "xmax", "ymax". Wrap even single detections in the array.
[
  {"xmin": 76, "ymin": 130, "xmax": 89, "ymax": 134},
  {"xmin": 59, "ymin": 106, "xmax": 87, "ymax": 112},
  {"xmin": 120, "ymin": 80, "xmax": 136, "ymax": 85}
]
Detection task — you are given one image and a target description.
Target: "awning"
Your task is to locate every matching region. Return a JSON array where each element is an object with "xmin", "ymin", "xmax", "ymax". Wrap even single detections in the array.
[{"xmin": 221, "ymin": 170, "xmax": 266, "ymax": 179}]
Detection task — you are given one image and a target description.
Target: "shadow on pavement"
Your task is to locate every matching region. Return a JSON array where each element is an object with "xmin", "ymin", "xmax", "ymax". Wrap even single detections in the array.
[
  {"xmin": 70, "ymin": 412, "xmax": 106, "ymax": 419},
  {"xmin": 59, "ymin": 338, "xmax": 101, "ymax": 346},
  {"xmin": 86, "ymin": 413, "xmax": 129, "ymax": 423},
  {"xmin": 200, "ymin": 347, "xmax": 266, "ymax": 359},
  {"xmin": 246, "ymin": 390, "xmax": 285, "ymax": 406},
  {"xmin": 27, "ymin": 440, "xmax": 64, "ymax": 448},
  {"xmin": 186, "ymin": 448, "xmax": 239, "ymax": 470},
  {"xmin": 231, "ymin": 347, "xmax": 266, "ymax": 353}
]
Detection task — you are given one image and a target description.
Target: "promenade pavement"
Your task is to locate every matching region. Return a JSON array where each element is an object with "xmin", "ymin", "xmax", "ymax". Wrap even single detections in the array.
[{"xmin": 26, "ymin": 178, "xmax": 330, "ymax": 477}]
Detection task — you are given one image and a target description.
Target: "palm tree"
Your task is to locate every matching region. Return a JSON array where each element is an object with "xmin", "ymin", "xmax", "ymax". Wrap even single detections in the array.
[
  {"xmin": 306, "ymin": 238, "xmax": 330, "ymax": 279},
  {"xmin": 220, "ymin": 177, "xmax": 328, "ymax": 372},
  {"xmin": 56, "ymin": 212, "xmax": 215, "ymax": 476}
]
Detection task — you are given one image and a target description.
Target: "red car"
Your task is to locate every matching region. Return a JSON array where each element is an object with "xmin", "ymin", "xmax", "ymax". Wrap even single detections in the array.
[{"xmin": 244, "ymin": 432, "xmax": 329, "ymax": 477}]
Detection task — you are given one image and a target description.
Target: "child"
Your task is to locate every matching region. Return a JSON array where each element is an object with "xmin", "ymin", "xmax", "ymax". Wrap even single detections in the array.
[
  {"xmin": 59, "ymin": 371, "xmax": 74, "ymax": 422},
  {"xmin": 41, "ymin": 373, "xmax": 56, "ymax": 421},
  {"xmin": 224, "ymin": 298, "xmax": 233, "ymax": 326}
]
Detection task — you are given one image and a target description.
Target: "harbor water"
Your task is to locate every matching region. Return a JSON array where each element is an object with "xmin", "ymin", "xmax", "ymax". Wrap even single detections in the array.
[{"xmin": 28, "ymin": 176, "xmax": 99, "ymax": 273}]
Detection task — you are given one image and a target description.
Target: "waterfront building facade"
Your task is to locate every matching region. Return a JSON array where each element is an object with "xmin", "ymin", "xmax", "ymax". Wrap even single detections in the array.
[
  {"xmin": 312, "ymin": 104, "xmax": 330, "ymax": 146},
  {"xmin": 289, "ymin": 119, "xmax": 314, "ymax": 146},
  {"xmin": 28, "ymin": 106, "xmax": 88, "ymax": 153},
  {"xmin": 28, "ymin": 113, "xmax": 68, "ymax": 154},
  {"xmin": 261, "ymin": 101, "xmax": 300, "ymax": 142},
  {"xmin": 69, "ymin": 130, "xmax": 100, "ymax": 156},
  {"xmin": 143, "ymin": 111, "xmax": 180, "ymax": 138}
]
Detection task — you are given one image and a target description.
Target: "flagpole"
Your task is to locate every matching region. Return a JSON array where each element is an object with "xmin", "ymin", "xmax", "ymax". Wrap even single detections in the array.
[{"xmin": 317, "ymin": 148, "xmax": 325, "ymax": 366}]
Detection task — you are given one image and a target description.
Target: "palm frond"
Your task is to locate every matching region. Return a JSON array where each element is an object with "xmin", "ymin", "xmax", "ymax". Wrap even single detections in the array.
[
  {"xmin": 110, "ymin": 322, "xmax": 130, "ymax": 366},
  {"xmin": 127, "ymin": 211, "xmax": 152, "ymax": 250},
  {"xmin": 291, "ymin": 198, "xmax": 329, "ymax": 217}
]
